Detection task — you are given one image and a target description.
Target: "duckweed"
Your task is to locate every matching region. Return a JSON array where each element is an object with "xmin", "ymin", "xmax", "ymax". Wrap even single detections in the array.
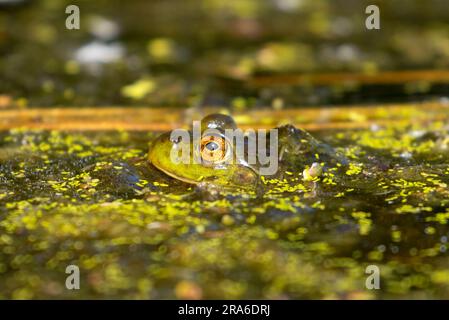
[{"xmin": 1, "ymin": 121, "xmax": 449, "ymax": 299}]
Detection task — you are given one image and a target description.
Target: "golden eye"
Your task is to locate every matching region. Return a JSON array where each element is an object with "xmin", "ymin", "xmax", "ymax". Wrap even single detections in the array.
[{"xmin": 200, "ymin": 135, "xmax": 227, "ymax": 163}]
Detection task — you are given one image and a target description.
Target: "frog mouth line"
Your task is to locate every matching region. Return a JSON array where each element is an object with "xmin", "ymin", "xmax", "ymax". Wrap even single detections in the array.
[
  {"xmin": 150, "ymin": 159, "xmax": 259, "ymax": 187},
  {"xmin": 149, "ymin": 161, "xmax": 202, "ymax": 185}
]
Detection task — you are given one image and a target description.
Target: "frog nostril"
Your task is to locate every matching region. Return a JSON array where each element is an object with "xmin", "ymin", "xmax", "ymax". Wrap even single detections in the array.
[{"xmin": 170, "ymin": 136, "xmax": 182, "ymax": 144}]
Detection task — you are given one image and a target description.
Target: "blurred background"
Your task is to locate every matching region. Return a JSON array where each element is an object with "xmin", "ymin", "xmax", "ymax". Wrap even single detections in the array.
[{"xmin": 1, "ymin": 0, "xmax": 449, "ymax": 109}]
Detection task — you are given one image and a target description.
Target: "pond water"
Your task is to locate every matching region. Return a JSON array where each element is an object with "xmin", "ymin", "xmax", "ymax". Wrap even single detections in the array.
[
  {"xmin": 1, "ymin": 0, "xmax": 449, "ymax": 299},
  {"xmin": 1, "ymin": 109, "xmax": 449, "ymax": 299}
]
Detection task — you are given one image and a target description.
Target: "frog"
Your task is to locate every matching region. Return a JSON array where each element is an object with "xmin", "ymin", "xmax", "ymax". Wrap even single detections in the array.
[
  {"xmin": 148, "ymin": 113, "xmax": 347, "ymax": 190},
  {"xmin": 148, "ymin": 114, "xmax": 260, "ymax": 190}
]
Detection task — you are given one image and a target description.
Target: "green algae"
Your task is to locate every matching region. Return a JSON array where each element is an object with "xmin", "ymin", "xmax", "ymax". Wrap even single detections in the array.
[{"xmin": 0, "ymin": 121, "xmax": 449, "ymax": 299}]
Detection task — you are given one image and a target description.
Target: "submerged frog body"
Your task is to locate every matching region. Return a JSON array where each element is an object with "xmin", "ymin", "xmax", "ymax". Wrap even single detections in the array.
[
  {"xmin": 276, "ymin": 124, "xmax": 348, "ymax": 172},
  {"xmin": 148, "ymin": 114, "xmax": 346, "ymax": 189}
]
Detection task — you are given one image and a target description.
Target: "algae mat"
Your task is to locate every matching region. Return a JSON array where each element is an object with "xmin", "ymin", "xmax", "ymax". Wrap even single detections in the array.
[{"xmin": 1, "ymin": 103, "xmax": 449, "ymax": 299}]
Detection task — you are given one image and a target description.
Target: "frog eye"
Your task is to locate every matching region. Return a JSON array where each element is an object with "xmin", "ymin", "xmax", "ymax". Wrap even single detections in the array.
[{"xmin": 200, "ymin": 135, "xmax": 229, "ymax": 163}]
